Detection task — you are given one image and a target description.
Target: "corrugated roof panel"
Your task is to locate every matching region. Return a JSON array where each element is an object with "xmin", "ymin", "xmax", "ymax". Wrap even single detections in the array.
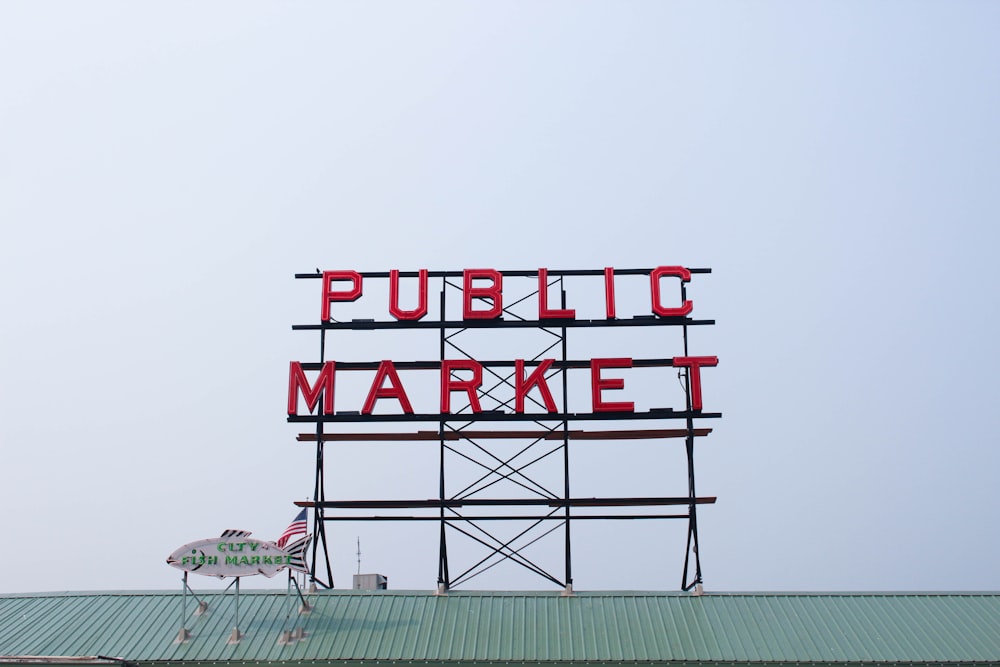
[
  {"xmin": 2, "ymin": 590, "xmax": 1000, "ymax": 664},
  {"xmin": 954, "ymin": 595, "xmax": 1000, "ymax": 655},
  {"xmin": 787, "ymin": 595, "xmax": 833, "ymax": 659},
  {"xmin": 856, "ymin": 594, "xmax": 908, "ymax": 660},
  {"xmin": 699, "ymin": 592, "xmax": 736, "ymax": 659},
  {"xmin": 616, "ymin": 596, "xmax": 634, "ymax": 657},
  {"xmin": 395, "ymin": 593, "xmax": 420, "ymax": 658},
  {"xmin": 519, "ymin": 591, "xmax": 537, "ymax": 660}
]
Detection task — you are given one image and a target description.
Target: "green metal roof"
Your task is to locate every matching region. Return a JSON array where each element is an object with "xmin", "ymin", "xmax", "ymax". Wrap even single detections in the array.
[{"xmin": 1, "ymin": 590, "xmax": 999, "ymax": 666}]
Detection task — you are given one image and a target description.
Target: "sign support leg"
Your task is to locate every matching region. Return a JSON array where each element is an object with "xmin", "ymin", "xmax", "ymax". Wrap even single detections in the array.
[
  {"xmin": 437, "ymin": 278, "xmax": 450, "ymax": 593},
  {"xmin": 561, "ymin": 281, "xmax": 573, "ymax": 595},
  {"xmin": 227, "ymin": 577, "xmax": 242, "ymax": 644},
  {"xmin": 678, "ymin": 285, "xmax": 705, "ymax": 593}
]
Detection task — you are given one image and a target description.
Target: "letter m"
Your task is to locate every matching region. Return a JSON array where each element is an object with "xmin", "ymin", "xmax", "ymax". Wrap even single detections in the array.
[{"xmin": 287, "ymin": 361, "xmax": 336, "ymax": 415}]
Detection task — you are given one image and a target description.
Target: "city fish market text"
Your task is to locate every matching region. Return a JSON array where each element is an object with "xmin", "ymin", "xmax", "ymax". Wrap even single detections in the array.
[
  {"xmin": 167, "ymin": 530, "xmax": 310, "ymax": 579},
  {"xmin": 179, "ymin": 541, "xmax": 295, "ymax": 568}
]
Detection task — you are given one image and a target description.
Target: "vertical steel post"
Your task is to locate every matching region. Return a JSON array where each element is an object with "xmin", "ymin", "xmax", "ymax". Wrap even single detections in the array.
[
  {"xmin": 437, "ymin": 277, "xmax": 450, "ymax": 590},
  {"xmin": 679, "ymin": 280, "xmax": 703, "ymax": 590},
  {"xmin": 310, "ymin": 328, "xmax": 334, "ymax": 588},
  {"xmin": 560, "ymin": 279, "xmax": 572, "ymax": 587},
  {"xmin": 234, "ymin": 576, "xmax": 240, "ymax": 634},
  {"xmin": 181, "ymin": 572, "xmax": 187, "ymax": 632}
]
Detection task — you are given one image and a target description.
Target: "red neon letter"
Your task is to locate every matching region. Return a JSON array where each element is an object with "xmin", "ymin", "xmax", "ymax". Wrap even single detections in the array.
[
  {"xmin": 590, "ymin": 358, "xmax": 634, "ymax": 413},
  {"xmin": 463, "ymin": 269, "xmax": 503, "ymax": 319},
  {"xmin": 441, "ymin": 359, "xmax": 483, "ymax": 413},
  {"xmin": 672, "ymin": 356, "xmax": 718, "ymax": 411},
  {"xmin": 362, "ymin": 360, "xmax": 414, "ymax": 414},
  {"xmin": 389, "ymin": 269, "xmax": 428, "ymax": 321},
  {"xmin": 604, "ymin": 267, "xmax": 616, "ymax": 319},
  {"xmin": 321, "ymin": 270, "xmax": 362, "ymax": 321},
  {"xmin": 287, "ymin": 361, "xmax": 336, "ymax": 415},
  {"xmin": 538, "ymin": 269, "xmax": 576, "ymax": 319},
  {"xmin": 650, "ymin": 266, "xmax": 693, "ymax": 318},
  {"xmin": 515, "ymin": 359, "xmax": 557, "ymax": 413}
]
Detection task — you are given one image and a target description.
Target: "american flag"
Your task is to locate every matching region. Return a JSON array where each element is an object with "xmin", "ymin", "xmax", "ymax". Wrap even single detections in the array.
[{"xmin": 276, "ymin": 508, "xmax": 308, "ymax": 548}]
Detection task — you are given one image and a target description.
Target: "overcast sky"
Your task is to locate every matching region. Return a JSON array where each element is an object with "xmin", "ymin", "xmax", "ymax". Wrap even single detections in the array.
[{"xmin": 1, "ymin": 2, "xmax": 999, "ymax": 595}]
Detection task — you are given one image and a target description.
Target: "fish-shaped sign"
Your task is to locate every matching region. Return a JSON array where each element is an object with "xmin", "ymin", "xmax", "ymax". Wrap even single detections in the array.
[{"xmin": 166, "ymin": 529, "xmax": 311, "ymax": 578}]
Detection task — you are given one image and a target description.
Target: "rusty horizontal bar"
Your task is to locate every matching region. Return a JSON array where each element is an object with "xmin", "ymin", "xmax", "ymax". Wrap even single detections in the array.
[
  {"xmin": 297, "ymin": 428, "xmax": 712, "ymax": 442},
  {"xmin": 296, "ymin": 497, "xmax": 716, "ymax": 509}
]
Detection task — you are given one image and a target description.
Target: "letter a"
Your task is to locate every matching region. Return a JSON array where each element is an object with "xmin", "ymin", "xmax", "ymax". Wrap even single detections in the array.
[{"xmin": 362, "ymin": 360, "xmax": 414, "ymax": 414}]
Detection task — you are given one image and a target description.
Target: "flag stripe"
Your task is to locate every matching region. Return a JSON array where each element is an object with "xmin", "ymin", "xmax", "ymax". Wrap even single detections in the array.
[{"xmin": 277, "ymin": 509, "xmax": 308, "ymax": 548}]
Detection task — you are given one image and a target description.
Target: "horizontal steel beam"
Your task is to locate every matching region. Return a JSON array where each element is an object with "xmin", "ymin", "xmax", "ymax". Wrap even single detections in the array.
[
  {"xmin": 297, "ymin": 428, "xmax": 712, "ymax": 442},
  {"xmin": 289, "ymin": 410, "xmax": 721, "ymax": 423},
  {"xmin": 296, "ymin": 357, "xmax": 687, "ymax": 371},
  {"xmin": 314, "ymin": 514, "xmax": 693, "ymax": 521},
  {"xmin": 295, "ymin": 268, "xmax": 712, "ymax": 279},
  {"xmin": 296, "ymin": 497, "xmax": 716, "ymax": 509},
  {"xmin": 293, "ymin": 317, "xmax": 714, "ymax": 331}
]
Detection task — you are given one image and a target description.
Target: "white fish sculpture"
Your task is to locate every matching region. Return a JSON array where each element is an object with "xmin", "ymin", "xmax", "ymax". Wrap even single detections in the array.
[{"xmin": 166, "ymin": 529, "xmax": 311, "ymax": 578}]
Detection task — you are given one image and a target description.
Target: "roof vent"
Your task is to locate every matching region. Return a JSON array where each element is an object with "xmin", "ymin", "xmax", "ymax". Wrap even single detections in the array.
[{"xmin": 353, "ymin": 573, "xmax": 388, "ymax": 590}]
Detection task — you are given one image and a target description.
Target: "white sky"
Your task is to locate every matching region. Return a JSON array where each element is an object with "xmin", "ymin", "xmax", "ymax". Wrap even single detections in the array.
[{"xmin": 1, "ymin": 1, "xmax": 998, "ymax": 594}]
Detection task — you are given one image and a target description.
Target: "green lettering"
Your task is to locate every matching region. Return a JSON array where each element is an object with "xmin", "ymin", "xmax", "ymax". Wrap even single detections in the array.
[
  {"xmin": 226, "ymin": 556, "xmax": 238, "ymax": 565},
  {"xmin": 217, "ymin": 543, "xmax": 227, "ymax": 552},
  {"xmin": 207, "ymin": 556, "xmax": 218, "ymax": 565},
  {"xmin": 239, "ymin": 556, "xmax": 250, "ymax": 565},
  {"xmin": 250, "ymin": 556, "xmax": 260, "ymax": 565}
]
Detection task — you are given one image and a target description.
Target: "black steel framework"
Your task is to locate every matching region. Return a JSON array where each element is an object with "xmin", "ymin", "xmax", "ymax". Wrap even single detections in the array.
[{"xmin": 289, "ymin": 268, "xmax": 719, "ymax": 592}]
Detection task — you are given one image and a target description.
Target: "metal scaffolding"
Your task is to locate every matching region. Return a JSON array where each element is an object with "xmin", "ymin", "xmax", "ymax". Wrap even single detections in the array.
[{"xmin": 289, "ymin": 268, "xmax": 719, "ymax": 591}]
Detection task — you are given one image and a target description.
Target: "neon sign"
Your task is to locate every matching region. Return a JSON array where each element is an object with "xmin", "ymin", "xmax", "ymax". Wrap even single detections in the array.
[{"xmin": 288, "ymin": 267, "xmax": 718, "ymax": 418}]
